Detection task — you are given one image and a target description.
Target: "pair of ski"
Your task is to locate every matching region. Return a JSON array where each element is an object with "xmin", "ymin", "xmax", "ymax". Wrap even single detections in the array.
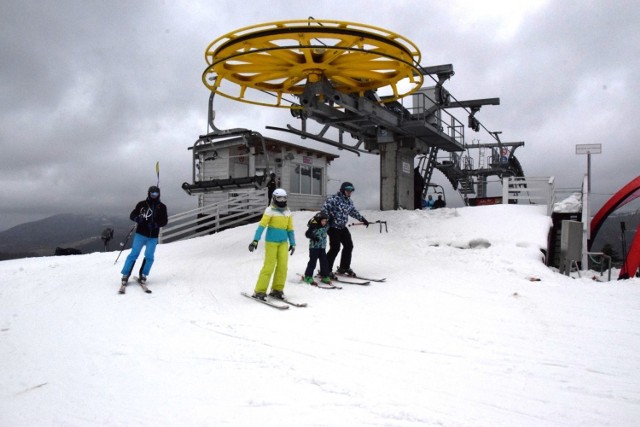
[
  {"xmin": 327, "ymin": 275, "xmax": 371, "ymax": 286},
  {"xmin": 298, "ymin": 273, "xmax": 385, "ymax": 288},
  {"xmin": 296, "ymin": 273, "xmax": 342, "ymax": 289},
  {"xmin": 119, "ymin": 276, "xmax": 152, "ymax": 294},
  {"xmin": 334, "ymin": 273, "xmax": 386, "ymax": 283},
  {"xmin": 241, "ymin": 292, "xmax": 307, "ymax": 310},
  {"xmin": 313, "ymin": 273, "xmax": 386, "ymax": 286},
  {"xmin": 297, "ymin": 273, "xmax": 370, "ymax": 287}
]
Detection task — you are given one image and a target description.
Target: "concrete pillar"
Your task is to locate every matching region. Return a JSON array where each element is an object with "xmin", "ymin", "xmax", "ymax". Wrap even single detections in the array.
[{"xmin": 379, "ymin": 140, "xmax": 415, "ymax": 210}]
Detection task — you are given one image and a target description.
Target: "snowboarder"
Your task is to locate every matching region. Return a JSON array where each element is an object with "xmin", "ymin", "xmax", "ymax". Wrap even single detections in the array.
[
  {"xmin": 248, "ymin": 188, "xmax": 296, "ymax": 300},
  {"xmin": 303, "ymin": 212, "xmax": 332, "ymax": 285},
  {"xmin": 321, "ymin": 182, "xmax": 369, "ymax": 278},
  {"xmin": 120, "ymin": 186, "xmax": 168, "ymax": 285}
]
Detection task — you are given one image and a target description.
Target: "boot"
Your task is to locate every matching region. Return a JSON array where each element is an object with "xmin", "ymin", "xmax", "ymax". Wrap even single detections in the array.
[
  {"xmin": 269, "ymin": 290, "xmax": 285, "ymax": 300},
  {"xmin": 252, "ymin": 292, "xmax": 267, "ymax": 301}
]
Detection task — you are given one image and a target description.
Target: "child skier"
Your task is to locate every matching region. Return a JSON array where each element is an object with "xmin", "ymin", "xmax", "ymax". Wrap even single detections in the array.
[
  {"xmin": 248, "ymin": 188, "xmax": 296, "ymax": 301},
  {"xmin": 302, "ymin": 212, "xmax": 332, "ymax": 285}
]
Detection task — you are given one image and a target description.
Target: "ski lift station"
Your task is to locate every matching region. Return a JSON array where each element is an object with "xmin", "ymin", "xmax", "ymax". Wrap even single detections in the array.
[
  {"xmin": 161, "ymin": 18, "xmax": 542, "ymax": 239},
  {"xmin": 161, "ymin": 19, "xmax": 581, "ymax": 271},
  {"xmin": 181, "ymin": 134, "xmax": 338, "ymax": 211}
]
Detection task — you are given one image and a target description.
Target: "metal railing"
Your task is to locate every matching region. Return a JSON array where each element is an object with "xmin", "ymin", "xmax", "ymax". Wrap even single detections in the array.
[
  {"xmin": 159, "ymin": 189, "xmax": 267, "ymax": 243},
  {"xmin": 400, "ymin": 92, "xmax": 465, "ymax": 145},
  {"xmin": 587, "ymin": 252, "xmax": 612, "ymax": 281},
  {"xmin": 502, "ymin": 176, "xmax": 556, "ymax": 215}
]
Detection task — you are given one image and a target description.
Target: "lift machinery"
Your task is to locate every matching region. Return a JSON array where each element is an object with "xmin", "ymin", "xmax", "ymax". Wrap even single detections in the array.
[{"xmin": 199, "ymin": 18, "xmax": 525, "ymax": 209}]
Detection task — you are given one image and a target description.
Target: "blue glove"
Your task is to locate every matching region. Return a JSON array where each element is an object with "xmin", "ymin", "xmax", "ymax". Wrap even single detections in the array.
[
  {"xmin": 248, "ymin": 240, "xmax": 258, "ymax": 252},
  {"xmin": 289, "ymin": 245, "xmax": 295, "ymax": 255}
]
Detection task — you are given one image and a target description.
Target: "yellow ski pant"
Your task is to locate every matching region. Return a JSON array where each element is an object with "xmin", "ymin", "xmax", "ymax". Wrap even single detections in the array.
[{"xmin": 254, "ymin": 241, "xmax": 289, "ymax": 293}]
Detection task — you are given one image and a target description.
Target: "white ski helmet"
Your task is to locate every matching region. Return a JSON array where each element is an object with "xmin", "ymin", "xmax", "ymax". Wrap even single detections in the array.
[{"xmin": 272, "ymin": 188, "xmax": 287, "ymax": 207}]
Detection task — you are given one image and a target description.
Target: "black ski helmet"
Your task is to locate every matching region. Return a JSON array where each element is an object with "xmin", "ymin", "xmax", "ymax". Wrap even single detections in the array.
[
  {"xmin": 314, "ymin": 211, "xmax": 329, "ymax": 221},
  {"xmin": 148, "ymin": 186, "xmax": 160, "ymax": 199},
  {"xmin": 340, "ymin": 182, "xmax": 355, "ymax": 194}
]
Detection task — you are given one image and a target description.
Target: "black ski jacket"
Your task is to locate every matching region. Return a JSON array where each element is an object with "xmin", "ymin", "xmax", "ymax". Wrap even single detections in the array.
[{"xmin": 129, "ymin": 198, "xmax": 168, "ymax": 238}]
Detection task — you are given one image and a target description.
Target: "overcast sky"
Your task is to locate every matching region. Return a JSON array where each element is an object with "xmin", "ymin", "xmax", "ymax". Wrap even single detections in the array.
[{"xmin": 1, "ymin": 0, "xmax": 638, "ymax": 230}]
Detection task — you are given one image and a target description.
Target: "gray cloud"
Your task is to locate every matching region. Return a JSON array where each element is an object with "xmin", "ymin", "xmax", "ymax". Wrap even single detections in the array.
[{"xmin": 1, "ymin": 1, "xmax": 638, "ymax": 229}]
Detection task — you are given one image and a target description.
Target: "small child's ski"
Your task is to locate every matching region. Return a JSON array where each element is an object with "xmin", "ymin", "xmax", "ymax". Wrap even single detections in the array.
[
  {"xmin": 133, "ymin": 276, "xmax": 152, "ymax": 293},
  {"xmin": 297, "ymin": 273, "xmax": 341, "ymax": 289},
  {"xmin": 241, "ymin": 292, "xmax": 289, "ymax": 310}
]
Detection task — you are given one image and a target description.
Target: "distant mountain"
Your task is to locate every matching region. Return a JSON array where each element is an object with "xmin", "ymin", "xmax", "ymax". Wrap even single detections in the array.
[
  {"xmin": 0, "ymin": 213, "xmax": 133, "ymax": 260},
  {"xmin": 1, "ymin": 209, "xmax": 636, "ymax": 263}
]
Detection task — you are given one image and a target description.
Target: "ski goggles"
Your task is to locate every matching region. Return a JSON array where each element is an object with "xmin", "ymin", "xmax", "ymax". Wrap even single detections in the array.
[
  {"xmin": 274, "ymin": 195, "xmax": 287, "ymax": 202},
  {"xmin": 150, "ymin": 192, "xmax": 159, "ymax": 197},
  {"xmin": 343, "ymin": 186, "xmax": 354, "ymax": 191}
]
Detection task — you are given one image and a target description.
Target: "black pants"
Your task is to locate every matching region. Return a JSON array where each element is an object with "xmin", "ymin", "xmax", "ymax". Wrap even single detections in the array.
[
  {"xmin": 327, "ymin": 227, "xmax": 354, "ymax": 272},
  {"xmin": 304, "ymin": 247, "xmax": 330, "ymax": 278}
]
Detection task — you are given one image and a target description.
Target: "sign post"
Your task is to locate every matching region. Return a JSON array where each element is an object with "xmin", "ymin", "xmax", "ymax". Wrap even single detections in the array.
[
  {"xmin": 575, "ymin": 143, "xmax": 602, "ymax": 270},
  {"xmin": 575, "ymin": 143, "xmax": 602, "ymax": 192}
]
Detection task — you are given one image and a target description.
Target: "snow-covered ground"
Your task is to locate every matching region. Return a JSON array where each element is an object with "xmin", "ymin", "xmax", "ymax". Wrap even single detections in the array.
[{"xmin": 1, "ymin": 204, "xmax": 639, "ymax": 426}]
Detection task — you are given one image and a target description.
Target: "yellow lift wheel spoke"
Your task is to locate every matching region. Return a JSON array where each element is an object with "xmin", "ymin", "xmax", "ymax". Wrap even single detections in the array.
[{"xmin": 202, "ymin": 19, "xmax": 423, "ymax": 108}]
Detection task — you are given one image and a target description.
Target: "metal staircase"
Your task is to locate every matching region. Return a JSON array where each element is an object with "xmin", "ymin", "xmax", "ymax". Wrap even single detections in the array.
[
  {"xmin": 417, "ymin": 147, "xmax": 439, "ymax": 198},
  {"xmin": 416, "ymin": 140, "xmax": 525, "ymax": 205},
  {"xmin": 458, "ymin": 176, "xmax": 476, "ymax": 195}
]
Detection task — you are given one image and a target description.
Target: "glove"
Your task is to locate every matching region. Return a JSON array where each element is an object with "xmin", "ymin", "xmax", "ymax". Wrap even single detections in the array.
[
  {"xmin": 248, "ymin": 240, "xmax": 258, "ymax": 252},
  {"xmin": 289, "ymin": 245, "xmax": 295, "ymax": 255},
  {"xmin": 135, "ymin": 215, "xmax": 145, "ymax": 224},
  {"xmin": 362, "ymin": 218, "xmax": 370, "ymax": 227}
]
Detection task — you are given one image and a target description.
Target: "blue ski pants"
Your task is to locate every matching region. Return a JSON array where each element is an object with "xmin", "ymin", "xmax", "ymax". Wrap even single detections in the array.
[{"xmin": 121, "ymin": 233, "xmax": 158, "ymax": 277}]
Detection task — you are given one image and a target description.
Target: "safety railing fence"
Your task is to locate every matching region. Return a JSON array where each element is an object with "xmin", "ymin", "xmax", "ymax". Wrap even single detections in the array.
[
  {"xmin": 502, "ymin": 176, "xmax": 556, "ymax": 215},
  {"xmin": 400, "ymin": 92, "xmax": 465, "ymax": 146},
  {"xmin": 159, "ymin": 189, "xmax": 267, "ymax": 243}
]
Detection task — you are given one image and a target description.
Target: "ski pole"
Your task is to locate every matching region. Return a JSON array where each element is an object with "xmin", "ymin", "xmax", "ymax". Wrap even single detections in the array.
[
  {"xmin": 114, "ymin": 224, "xmax": 137, "ymax": 265},
  {"xmin": 376, "ymin": 220, "xmax": 388, "ymax": 233},
  {"xmin": 348, "ymin": 220, "xmax": 388, "ymax": 233}
]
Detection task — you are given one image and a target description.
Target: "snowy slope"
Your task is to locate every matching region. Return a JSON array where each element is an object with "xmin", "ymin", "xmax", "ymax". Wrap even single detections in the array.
[{"xmin": 1, "ymin": 205, "xmax": 640, "ymax": 426}]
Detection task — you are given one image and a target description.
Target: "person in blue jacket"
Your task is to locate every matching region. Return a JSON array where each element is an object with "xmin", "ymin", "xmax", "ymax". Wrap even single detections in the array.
[
  {"xmin": 248, "ymin": 188, "xmax": 296, "ymax": 300},
  {"xmin": 321, "ymin": 182, "xmax": 369, "ymax": 278},
  {"xmin": 303, "ymin": 212, "xmax": 331, "ymax": 285},
  {"xmin": 121, "ymin": 186, "xmax": 168, "ymax": 285},
  {"xmin": 424, "ymin": 195, "xmax": 435, "ymax": 210}
]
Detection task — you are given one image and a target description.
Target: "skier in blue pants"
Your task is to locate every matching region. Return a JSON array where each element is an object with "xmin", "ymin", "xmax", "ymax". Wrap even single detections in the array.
[{"xmin": 121, "ymin": 186, "xmax": 168, "ymax": 285}]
